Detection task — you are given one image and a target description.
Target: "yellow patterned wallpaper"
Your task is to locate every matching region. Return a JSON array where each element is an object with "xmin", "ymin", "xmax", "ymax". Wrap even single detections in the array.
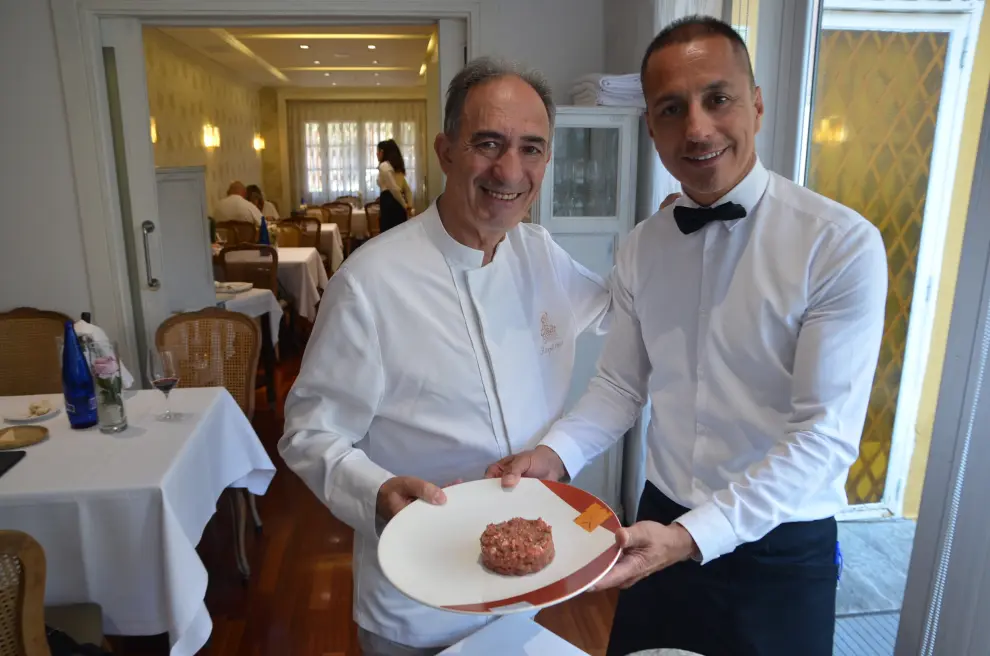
[
  {"xmin": 143, "ymin": 28, "xmax": 262, "ymax": 216},
  {"xmin": 807, "ymin": 29, "xmax": 948, "ymax": 505},
  {"xmin": 258, "ymin": 88, "xmax": 282, "ymax": 213}
]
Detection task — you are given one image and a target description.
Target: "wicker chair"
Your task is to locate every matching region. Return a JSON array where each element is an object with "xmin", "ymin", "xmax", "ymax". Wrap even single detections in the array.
[
  {"xmin": 155, "ymin": 308, "xmax": 263, "ymax": 579},
  {"xmin": 334, "ymin": 194, "xmax": 362, "ymax": 208},
  {"xmin": 274, "ymin": 222, "xmax": 303, "ymax": 248},
  {"xmin": 215, "ymin": 221, "xmax": 257, "ymax": 245},
  {"xmin": 365, "ymin": 202, "xmax": 382, "ymax": 238},
  {"xmin": 0, "ymin": 308, "xmax": 73, "ymax": 397},
  {"xmin": 323, "ymin": 202, "xmax": 354, "ymax": 256},
  {"xmin": 0, "ymin": 531, "xmax": 49, "ymax": 656}
]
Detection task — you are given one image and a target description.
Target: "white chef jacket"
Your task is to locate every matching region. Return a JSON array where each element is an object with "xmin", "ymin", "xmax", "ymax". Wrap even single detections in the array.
[
  {"xmin": 213, "ymin": 194, "xmax": 262, "ymax": 225},
  {"xmin": 542, "ymin": 159, "xmax": 888, "ymax": 564},
  {"xmin": 279, "ymin": 202, "xmax": 610, "ymax": 648}
]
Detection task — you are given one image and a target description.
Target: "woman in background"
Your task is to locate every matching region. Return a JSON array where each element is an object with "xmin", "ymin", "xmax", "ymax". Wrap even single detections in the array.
[{"xmin": 376, "ymin": 139, "xmax": 414, "ymax": 233}]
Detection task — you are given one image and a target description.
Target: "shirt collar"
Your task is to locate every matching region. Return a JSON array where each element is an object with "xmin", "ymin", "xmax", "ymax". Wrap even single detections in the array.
[
  {"xmin": 674, "ymin": 157, "xmax": 770, "ymax": 231},
  {"xmin": 420, "ymin": 201, "xmax": 488, "ymax": 270}
]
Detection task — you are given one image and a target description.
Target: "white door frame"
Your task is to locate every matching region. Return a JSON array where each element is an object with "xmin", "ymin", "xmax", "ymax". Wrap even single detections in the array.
[
  {"xmin": 764, "ymin": 0, "xmax": 984, "ymax": 519},
  {"xmin": 49, "ymin": 0, "xmax": 481, "ymax": 371}
]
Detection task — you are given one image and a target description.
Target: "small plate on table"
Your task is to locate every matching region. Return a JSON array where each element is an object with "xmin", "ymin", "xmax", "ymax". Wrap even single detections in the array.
[
  {"xmin": 378, "ymin": 478, "xmax": 621, "ymax": 615},
  {"xmin": 0, "ymin": 425, "xmax": 49, "ymax": 450},
  {"xmin": 2, "ymin": 400, "xmax": 59, "ymax": 425}
]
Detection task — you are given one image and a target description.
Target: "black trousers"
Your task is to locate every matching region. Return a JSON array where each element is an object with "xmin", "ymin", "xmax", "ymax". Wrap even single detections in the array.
[
  {"xmin": 379, "ymin": 189, "xmax": 407, "ymax": 233},
  {"xmin": 607, "ymin": 483, "xmax": 838, "ymax": 656}
]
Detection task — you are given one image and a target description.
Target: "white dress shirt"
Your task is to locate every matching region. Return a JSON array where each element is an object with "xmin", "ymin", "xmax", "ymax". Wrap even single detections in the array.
[
  {"xmin": 542, "ymin": 159, "xmax": 888, "ymax": 564},
  {"xmin": 213, "ymin": 194, "xmax": 262, "ymax": 225},
  {"xmin": 261, "ymin": 200, "xmax": 279, "ymax": 219},
  {"xmin": 279, "ymin": 203, "xmax": 610, "ymax": 648}
]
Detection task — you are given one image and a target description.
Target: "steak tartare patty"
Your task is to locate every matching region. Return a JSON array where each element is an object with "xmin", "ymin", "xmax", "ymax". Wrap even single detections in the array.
[{"xmin": 480, "ymin": 517, "xmax": 555, "ymax": 575}]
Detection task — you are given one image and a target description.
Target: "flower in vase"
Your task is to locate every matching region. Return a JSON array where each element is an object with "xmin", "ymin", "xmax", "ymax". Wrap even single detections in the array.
[{"xmin": 92, "ymin": 356, "xmax": 118, "ymax": 379}]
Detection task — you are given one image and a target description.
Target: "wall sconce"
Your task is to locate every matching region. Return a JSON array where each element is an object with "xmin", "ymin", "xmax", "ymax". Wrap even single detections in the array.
[
  {"xmin": 150, "ymin": 117, "xmax": 157, "ymax": 144},
  {"xmin": 253, "ymin": 135, "xmax": 266, "ymax": 151},
  {"xmin": 203, "ymin": 124, "xmax": 220, "ymax": 149},
  {"xmin": 812, "ymin": 116, "xmax": 848, "ymax": 145}
]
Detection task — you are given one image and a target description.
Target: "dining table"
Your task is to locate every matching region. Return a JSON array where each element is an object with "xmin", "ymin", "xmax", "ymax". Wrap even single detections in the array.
[
  {"xmin": 0, "ymin": 388, "xmax": 275, "ymax": 656},
  {"xmin": 318, "ymin": 223, "xmax": 345, "ymax": 272},
  {"xmin": 218, "ymin": 246, "xmax": 328, "ymax": 322}
]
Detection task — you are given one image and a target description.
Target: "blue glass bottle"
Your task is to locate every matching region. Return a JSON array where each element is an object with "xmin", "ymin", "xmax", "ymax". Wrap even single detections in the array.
[
  {"xmin": 61, "ymin": 321, "xmax": 98, "ymax": 429},
  {"xmin": 259, "ymin": 217, "xmax": 271, "ymax": 245}
]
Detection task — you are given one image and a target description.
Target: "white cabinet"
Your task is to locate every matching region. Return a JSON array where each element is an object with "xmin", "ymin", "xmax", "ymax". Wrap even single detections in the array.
[
  {"xmin": 154, "ymin": 166, "xmax": 216, "ymax": 314},
  {"xmin": 535, "ymin": 106, "xmax": 640, "ymax": 517}
]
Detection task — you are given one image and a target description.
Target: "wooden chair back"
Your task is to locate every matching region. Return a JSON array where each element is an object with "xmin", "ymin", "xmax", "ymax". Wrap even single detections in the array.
[
  {"xmin": 219, "ymin": 244, "xmax": 278, "ymax": 293},
  {"xmin": 365, "ymin": 202, "xmax": 382, "ymax": 238},
  {"xmin": 155, "ymin": 308, "xmax": 262, "ymax": 420},
  {"xmin": 0, "ymin": 307, "xmax": 73, "ymax": 396},
  {"xmin": 215, "ymin": 222, "xmax": 257, "ymax": 244},
  {"xmin": 0, "ymin": 530, "xmax": 50, "ymax": 656}
]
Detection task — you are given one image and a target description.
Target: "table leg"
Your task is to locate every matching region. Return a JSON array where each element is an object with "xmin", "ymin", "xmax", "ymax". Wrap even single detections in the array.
[{"xmin": 260, "ymin": 312, "xmax": 277, "ymax": 405}]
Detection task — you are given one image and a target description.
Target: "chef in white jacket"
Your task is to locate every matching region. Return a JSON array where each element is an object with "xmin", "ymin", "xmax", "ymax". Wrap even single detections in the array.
[{"xmin": 279, "ymin": 57, "xmax": 611, "ymax": 656}]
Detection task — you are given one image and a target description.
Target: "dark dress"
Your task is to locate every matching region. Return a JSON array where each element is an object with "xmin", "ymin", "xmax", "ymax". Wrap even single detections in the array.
[{"xmin": 379, "ymin": 189, "xmax": 407, "ymax": 233}]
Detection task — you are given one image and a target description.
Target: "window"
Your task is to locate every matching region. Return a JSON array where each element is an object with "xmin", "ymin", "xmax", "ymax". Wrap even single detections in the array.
[{"xmin": 302, "ymin": 119, "xmax": 419, "ymax": 206}]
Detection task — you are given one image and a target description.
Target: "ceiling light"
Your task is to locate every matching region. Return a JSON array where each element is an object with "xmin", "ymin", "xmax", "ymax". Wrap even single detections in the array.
[
  {"xmin": 372, "ymin": 59, "xmax": 379, "ymax": 64},
  {"xmin": 331, "ymin": 82, "xmax": 337, "ymax": 86},
  {"xmin": 299, "ymin": 44, "xmax": 309, "ymax": 49},
  {"xmin": 368, "ymin": 44, "xmax": 376, "ymax": 50},
  {"xmin": 324, "ymin": 72, "xmax": 330, "ymax": 77},
  {"xmin": 376, "ymin": 82, "xmax": 381, "ymax": 86},
  {"xmin": 313, "ymin": 60, "xmax": 320, "ymax": 64},
  {"xmin": 374, "ymin": 72, "xmax": 379, "ymax": 77}
]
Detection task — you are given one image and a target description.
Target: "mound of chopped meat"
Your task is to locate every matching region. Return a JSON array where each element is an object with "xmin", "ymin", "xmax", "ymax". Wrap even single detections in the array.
[{"xmin": 480, "ymin": 517, "xmax": 555, "ymax": 576}]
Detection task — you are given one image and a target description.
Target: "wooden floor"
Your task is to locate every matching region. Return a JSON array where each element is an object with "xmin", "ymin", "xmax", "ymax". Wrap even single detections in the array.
[{"xmin": 107, "ymin": 354, "xmax": 618, "ymax": 656}]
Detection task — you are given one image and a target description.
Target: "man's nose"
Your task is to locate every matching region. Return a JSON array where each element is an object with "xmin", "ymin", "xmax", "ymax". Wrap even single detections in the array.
[
  {"xmin": 491, "ymin": 148, "xmax": 524, "ymax": 185},
  {"xmin": 684, "ymin": 100, "xmax": 716, "ymax": 143}
]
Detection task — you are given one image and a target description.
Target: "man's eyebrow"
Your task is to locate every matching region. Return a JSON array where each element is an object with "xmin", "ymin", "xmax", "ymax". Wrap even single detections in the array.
[
  {"xmin": 650, "ymin": 80, "xmax": 731, "ymax": 106},
  {"xmin": 521, "ymin": 135, "xmax": 548, "ymax": 146},
  {"xmin": 468, "ymin": 130, "xmax": 506, "ymax": 142}
]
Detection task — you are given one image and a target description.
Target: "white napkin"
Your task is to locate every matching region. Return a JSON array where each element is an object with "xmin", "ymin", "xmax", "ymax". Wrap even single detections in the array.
[{"xmin": 74, "ymin": 320, "xmax": 135, "ymax": 388}]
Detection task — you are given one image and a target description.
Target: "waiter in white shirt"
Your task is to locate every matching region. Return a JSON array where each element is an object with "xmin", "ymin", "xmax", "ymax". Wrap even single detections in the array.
[
  {"xmin": 279, "ymin": 57, "xmax": 611, "ymax": 656},
  {"xmin": 488, "ymin": 16, "xmax": 887, "ymax": 656},
  {"xmin": 213, "ymin": 181, "xmax": 262, "ymax": 225}
]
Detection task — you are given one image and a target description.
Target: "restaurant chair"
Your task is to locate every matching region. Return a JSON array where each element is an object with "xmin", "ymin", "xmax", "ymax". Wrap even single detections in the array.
[
  {"xmin": 0, "ymin": 307, "xmax": 73, "ymax": 397},
  {"xmin": 0, "ymin": 529, "xmax": 110, "ymax": 655},
  {"xmin": 274, "ymin": 222, "xmax": 303, "ymax": 248},
  {"xmin": 215, "ymin": 222, "xmax": 257, "ymax": 245},
  {"xmin": 155, "ymin": 308, "xmax": 263, "ymax": 579},
  {"xmin": 323, "ymin": 202, "xmax": 354, "ymax": 257},
  {"xmin": 365, "ymin": 202, "xmax": 382, "ymax": 238},
  {"xmin": 334, "ymin": 194, "xmax": 362, "ymax": 208},
  {"xmin": 218, "ymin": 244, "xmax": 297, "ymax": 356}
]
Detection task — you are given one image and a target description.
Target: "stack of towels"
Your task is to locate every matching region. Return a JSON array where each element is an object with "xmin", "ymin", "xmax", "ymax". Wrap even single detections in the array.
[{"xmin": 570, "ymin": 74, "xmax": 645, "ymax": 109}]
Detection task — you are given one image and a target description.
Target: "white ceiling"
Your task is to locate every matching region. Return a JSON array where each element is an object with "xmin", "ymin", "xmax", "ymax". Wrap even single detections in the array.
[{"xmin": 156, "ymin": 25, "xmax": 436, "ymax": 88}]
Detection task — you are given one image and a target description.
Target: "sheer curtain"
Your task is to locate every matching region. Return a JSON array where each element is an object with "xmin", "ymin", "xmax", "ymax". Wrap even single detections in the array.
[{"xmin": 287, "ymin": 100, "xmax": 427, "ymax": 210}]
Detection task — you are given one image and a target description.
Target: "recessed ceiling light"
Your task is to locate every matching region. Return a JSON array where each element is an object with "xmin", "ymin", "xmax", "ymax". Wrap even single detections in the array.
[
  {"xmin": 374, "ymin": 72, "xmax": 379, "ymax": 77},
  {"xmin": 332, "ymin": 82, "xmax": 337, "ymax": 86},
  {"xmin": 376, "ymin": 82, "xmax": 381, "ymax": 86},
  {"xmin": 313, "ymin": 60, "xmax": 320, "ymax": 64},
  {"xmin": 368, "ymin": 44, "xmax": 376, "ymax": 50},
  {"xmin": 299, "ymin": 44, "xmax": 309, "ymax": 49},
  {"xmin": 372, "ymin": 60, "xmax": 379, "ymax": 64},
  {"xmin": 324, "ymin": 72, "xmax": 330, "ymax": 77}
]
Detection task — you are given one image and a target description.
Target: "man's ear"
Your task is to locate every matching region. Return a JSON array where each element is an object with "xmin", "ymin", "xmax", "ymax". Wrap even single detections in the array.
[{"xmin": 435, "ymin": 132, "xmax": 453, "ymax": 173}]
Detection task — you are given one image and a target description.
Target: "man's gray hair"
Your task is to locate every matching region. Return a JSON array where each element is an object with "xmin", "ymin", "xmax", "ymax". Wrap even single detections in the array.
[{"xmin": 443, "ymin": 56, "xmax": 556, "ymax": 139}]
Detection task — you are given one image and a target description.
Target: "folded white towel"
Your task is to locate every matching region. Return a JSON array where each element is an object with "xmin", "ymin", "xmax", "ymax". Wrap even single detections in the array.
[{"xmin": 74, "ymin": 320, "xmax": 136, "ymax": 388}]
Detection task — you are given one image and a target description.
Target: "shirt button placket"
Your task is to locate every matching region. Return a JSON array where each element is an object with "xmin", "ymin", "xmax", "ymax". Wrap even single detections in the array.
[{"xmin": 693, "ymin": 228, "xmax": 717, "ymax": 482}]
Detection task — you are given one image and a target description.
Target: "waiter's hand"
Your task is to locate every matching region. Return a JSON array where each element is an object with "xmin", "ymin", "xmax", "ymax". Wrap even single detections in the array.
[
  {"xmin": 376, "ymin": 476, "xmax": 447, "ymax": 522},
  {"xmin": 485, "ymin": 445, "xmax": 567, "ymax": 489},
  {"xmin": 660, "ymin": 192, "xmax": 681, "ymax": 210},
  {"xmin": 593, "ymin": 521, "xmax": 699, "ymax": 590}
]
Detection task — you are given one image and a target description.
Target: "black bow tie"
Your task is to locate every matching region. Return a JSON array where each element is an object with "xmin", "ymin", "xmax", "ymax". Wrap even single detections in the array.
[{"xmin": 673, "ymin": 202, "xmax": 747, "ymax": 235}]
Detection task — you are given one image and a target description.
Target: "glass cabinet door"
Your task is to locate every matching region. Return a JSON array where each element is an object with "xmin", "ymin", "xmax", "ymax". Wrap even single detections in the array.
[{"xmin": 551, "ymin": 126, "xmax": 621, "ymax": 218}]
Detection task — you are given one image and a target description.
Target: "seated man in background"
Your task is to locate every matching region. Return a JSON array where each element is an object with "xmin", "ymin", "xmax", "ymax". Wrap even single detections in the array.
[
  {"xmin": 213, "ymin": 181, "xmax": 262, "ymax": 225},
  {"xmin": 246, "ymin": 184, "xmax": 280, "ymax": 219},
  {"xmin": 279, "ymin": 57, "xmax": 612, "ymax": 656}
]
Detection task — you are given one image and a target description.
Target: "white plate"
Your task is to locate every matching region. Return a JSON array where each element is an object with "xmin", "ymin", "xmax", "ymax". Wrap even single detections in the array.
[
  {"xmin": 3, "ymin": 406, "xmax": 60, "ymax": 424},
  {"xmin": 378, "ymin": 478, "xmax": 621, "ymax": 615}
]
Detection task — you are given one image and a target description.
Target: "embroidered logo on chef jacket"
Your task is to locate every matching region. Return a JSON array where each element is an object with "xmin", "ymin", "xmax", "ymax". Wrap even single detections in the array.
[{"xmin": 540, "ymin": 312, "xmax": 562, "ymax": 355}]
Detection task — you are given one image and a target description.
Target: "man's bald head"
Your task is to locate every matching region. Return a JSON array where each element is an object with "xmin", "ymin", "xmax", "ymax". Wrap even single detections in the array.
[
  {"xmin": 641, "ymin": 16, "xmax": 755, "ymax": 93},
  {"xmin": 227, "ymin": 181, "xmax": 247, "ymax": 198}
]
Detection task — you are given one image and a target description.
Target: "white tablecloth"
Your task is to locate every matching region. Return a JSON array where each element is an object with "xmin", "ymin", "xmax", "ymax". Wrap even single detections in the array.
[
  {"xmin": 318, "ymin": 223, "xmax": 345, "ymax": 272},
  {"xmin": 217, "ymin": 288, "xmax": 281, "ymax": 345},
  {"xmin": 440, "ymin": 615, "xmax": 588, "ymax": 655},
  {"xmin": 0, "ymin": 389, "xmax": 275, "ymax": 656},
  {"xmin": 274, "ymin": 247, "xmax": 327, "ymax": 320},
  {"xmin": 350, "ymin": 208, "xmax": 368, "ymax": 239}
]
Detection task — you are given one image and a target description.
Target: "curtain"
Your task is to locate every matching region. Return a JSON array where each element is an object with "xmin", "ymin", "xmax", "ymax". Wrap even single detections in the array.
[{"xmin": 287, "ymin": 100, "xmax": 427, "ymax": 211}]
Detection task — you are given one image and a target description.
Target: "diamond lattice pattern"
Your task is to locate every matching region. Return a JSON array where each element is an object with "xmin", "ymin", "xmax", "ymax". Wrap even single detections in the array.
[{"xmin": 806, "ymin": 29, "xmax": 948, "ymax": 504}]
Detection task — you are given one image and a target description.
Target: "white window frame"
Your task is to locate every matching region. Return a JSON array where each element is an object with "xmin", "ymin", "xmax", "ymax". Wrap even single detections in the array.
[{"xmin": 757, "ymin": 0, "xmax": 984, "ymax": 519}]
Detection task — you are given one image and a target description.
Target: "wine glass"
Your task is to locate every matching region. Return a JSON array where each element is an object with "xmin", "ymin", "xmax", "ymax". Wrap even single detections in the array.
[{"xmin": 147, "ymin": 348, "xmax": 179, "ymax": 421}]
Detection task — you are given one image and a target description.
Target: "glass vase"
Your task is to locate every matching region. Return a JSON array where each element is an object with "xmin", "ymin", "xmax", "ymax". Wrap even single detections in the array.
[{"xmin": 85, "ymin": 339, "xmax": 128, "ymax": 434}]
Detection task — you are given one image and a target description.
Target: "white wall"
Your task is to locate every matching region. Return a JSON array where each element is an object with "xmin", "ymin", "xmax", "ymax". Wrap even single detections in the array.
[
  {"xmin": 0, "ymin": 0, "xmax": 605, "ymax": 318},
  {"xmin": 478, "ymin": 0, "xmax": 605, "ymax": 103},
  {"xmin": 0, "ymin": 0, "xmax": 92, "ymax": 317}
]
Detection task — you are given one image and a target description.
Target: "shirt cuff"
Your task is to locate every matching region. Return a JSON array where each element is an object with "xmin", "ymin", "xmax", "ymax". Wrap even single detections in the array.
[
  {"xmin": 673, "ymin": 501, "xmax": 740, "ymax": 565},
  {"xmin": 539, "ymin": 430, "xmax": 588, "ymax": 482},
  {"xmin": 331, "ymin": 451, "xmax": 394, "ymax": 541}
]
